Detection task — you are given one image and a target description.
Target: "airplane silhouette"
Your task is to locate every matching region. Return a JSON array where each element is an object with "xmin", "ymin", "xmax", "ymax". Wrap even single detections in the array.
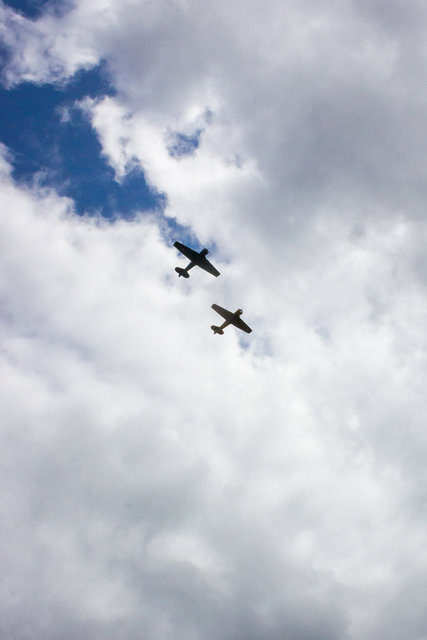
[
  {"xmin": 211, "ymin": 304, "xmax": 252, "ymax": 335},
  {"xmin": 174, "ymin": 241, "xmax": 220, "ymax": 278}
]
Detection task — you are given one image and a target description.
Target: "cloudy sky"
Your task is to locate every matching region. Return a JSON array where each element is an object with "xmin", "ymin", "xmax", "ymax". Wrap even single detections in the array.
[{"xmin": 2, "ymin": 0, "xmax": 427, "ymax": 638}]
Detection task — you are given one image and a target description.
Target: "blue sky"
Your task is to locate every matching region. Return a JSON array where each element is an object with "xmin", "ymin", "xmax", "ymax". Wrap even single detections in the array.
[
  {"xmin": 0, "ymin": 61, "xmax": 165, "ymax": 218},
  {"xmin": 3, "ymin": 0, "xmax": 70, "ymax": 19},
  {"xmin": 1, "ymin": 11, "xmax": 202, "ymax": 239}
]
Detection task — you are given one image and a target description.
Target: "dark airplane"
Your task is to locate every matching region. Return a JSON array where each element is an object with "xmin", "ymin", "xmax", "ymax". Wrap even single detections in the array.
[
  {"xmin": 174, "ymin": 241, "xmax": 220, "ymax": 278},
  {"xmin": 211, "ymin": 304, "xmax": 252, "ymax": 335}
]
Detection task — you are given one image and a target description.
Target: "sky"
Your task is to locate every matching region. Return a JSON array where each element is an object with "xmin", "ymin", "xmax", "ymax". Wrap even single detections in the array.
[{"xmin": 1, "ymin": 1, "xmax": 427, "ymax": 638}]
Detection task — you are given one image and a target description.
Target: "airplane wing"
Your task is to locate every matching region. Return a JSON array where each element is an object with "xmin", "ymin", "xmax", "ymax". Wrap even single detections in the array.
[
  {"xmin": 174, "ymin": 241, "xmax": 200, "ymax": 262},
  {"xmin": 232, "ymin": 317, "xmax": 252, "ymax": 334},
  {"xmin": 211, "ymin": 304, "xmax": 234, "ymax": 322},
  {"xmin": 199, "ymin": 258, "xmax": 220, "ymax": 277}
]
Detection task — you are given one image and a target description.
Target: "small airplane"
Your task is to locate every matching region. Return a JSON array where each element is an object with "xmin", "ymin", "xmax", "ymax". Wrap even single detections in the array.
[
  {"xmin": 211, "ymin": 304, "xmax": 252, "ymax": 335},
  {"xmin": 174, "ymin": 241, "xmax": 220, "ymax": 278}
]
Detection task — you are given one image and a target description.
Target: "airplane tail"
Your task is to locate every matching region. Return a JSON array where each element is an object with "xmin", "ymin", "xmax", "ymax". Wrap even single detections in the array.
[
  {"xmin": 175, "ymin": 267, "xmax": 190, "ymax": 278},
  {"xmin": 211, "ymin": 325, "xmax": 224, "ymax": 335}
]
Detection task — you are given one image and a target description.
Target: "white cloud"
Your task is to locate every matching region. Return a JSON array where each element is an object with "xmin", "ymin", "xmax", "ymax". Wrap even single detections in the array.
[
  {"xmin": 0, "ymin": 2, "xmax": 96, "ymax": 86},
  {"xmin": 2, "ymin": 1, "xmax": 427, "ymax": 638}
]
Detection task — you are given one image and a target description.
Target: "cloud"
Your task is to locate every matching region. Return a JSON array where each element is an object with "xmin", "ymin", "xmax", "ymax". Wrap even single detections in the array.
[
  {"xmin": 2, "ymin": 133, "xmax": 427, "ymax": 640},
  {"xmin": 0, "ymin": 146, "xmax": 341, "ymax": 638},
  {"xmin": 5, "ymin": 0, "xmax": 427, "ymax": 220},
  {"xmin": 2, "ymin": 1, "xmax": 427, "ymax": 638},
  {"xmin": 5, "ymin": 0, "xmax": 424, "ymax": 252}
]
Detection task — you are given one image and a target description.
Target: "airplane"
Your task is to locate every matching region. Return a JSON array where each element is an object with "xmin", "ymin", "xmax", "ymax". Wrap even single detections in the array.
[
  {"xmin": 211, "ymin": 304, "xmax": 252, "ymax": 335},
  {"xmin": 174, "ymin": 241, "xmax": 220, "ymax": 278}
]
